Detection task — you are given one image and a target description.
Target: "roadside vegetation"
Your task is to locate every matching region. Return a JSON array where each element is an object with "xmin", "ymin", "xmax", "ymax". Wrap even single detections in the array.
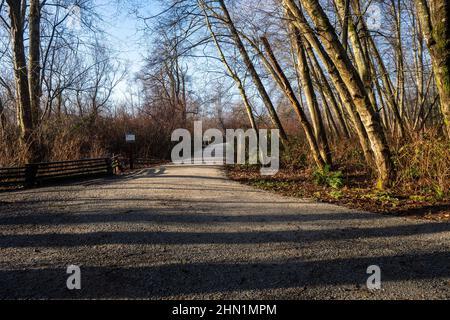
[{"xmin": 227, "ymin": 130, "xmax": 449, "ymax": 221}]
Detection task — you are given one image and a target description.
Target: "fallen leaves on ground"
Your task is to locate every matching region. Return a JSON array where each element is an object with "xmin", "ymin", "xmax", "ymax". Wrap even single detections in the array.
[{"xmin": 226, "ymin": 165, "xmax": 450, "ymax": 222}]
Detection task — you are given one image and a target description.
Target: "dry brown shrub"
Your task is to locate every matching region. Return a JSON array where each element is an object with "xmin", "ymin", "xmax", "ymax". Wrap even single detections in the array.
[{"xmin": 393, "ymin": 131, "xmax": 449, "ymax": 197}]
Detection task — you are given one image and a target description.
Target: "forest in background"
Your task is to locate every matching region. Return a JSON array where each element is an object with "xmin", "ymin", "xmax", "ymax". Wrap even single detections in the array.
[{"xmin": 0, "ymin": 0, "xmax": 449, "ymax": 214}]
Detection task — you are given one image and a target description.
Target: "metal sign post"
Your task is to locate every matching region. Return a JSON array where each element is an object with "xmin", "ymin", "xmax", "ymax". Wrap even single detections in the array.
[{"xmin": 125, "ymin": 133, "xmax": 136, "ymax": 170}]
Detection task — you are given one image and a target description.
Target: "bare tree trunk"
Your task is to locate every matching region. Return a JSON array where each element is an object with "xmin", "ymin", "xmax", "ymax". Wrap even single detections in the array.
[
  {"xmin": 340, "ymin": 0, "xmax": 350, "ymax": 51},
  {"xmin": 29, "ymin": 0, "xmax": 41, "ymax": 128},
  {"xmin": 308, "ymin": 55, "xmax": 340, "ymax": 139},
  {"xmin": 336, "ymin": 0, "xmax": 378, "ymax": 114},
  {"xmin": 0, "ymin": 98, "xmax": 6, "ymax": 132},
  {"xmin": 391, "ymin": 0, "xmax": 406, "ymax": 122},
  {"xmin": 181, "ymin": 71, "xmax": 188, "ymax": 127},
  {"xmin": 259, "ymin": 36, "xmax": 328, "ymax": 168},
  {"xmin": 395, "ymin": 48, "xmax": 405, "ymax": 124},
  {"xmin": 7, "ymin": 0, "xmax": 34, "ymax": 159},
  {"xmin": 282, "ymin": 30, "xmax": 332, "ymax": 165},
  {"xmin": 413, "ymin": 9, "xmax": 426, "ymax": 129},
  {"xmin": 306, "ymin": 43, "xmax": 350, "ymax": 138},
  {"xmin": 369, "ymin": 54, "xmax": 389, "ymax": 130},
  {"xmin": 216, "ymin": 0, "xmax": 289, "ymax": 144},
  {"xmin": 367, "ymin": 34, "xmax": 406, "ymax": 137},
  {"xmin": 283, "ymin": 0, "xmax": 375, "ymax": 166},
  {"xmin": 200, "ymin": 3, "xmax": 258, "ymax": 132},
  {"xmin": 56, "ymin": 91, "xmax": 63, "ymax": 118},
  {"xmin": 348, "ymin": 0, "xmax": 407, "ymax": 138},
  {"xmin": 415, "ymin": 0, "xmax": 450, "ymax": 138},
  {"xmin": 291, "ymin": 0, "xmax": 395, "ymax": 188},
  {"xmin": 244, "ymin": 33, "xmax": 327, "ymax": 167}
]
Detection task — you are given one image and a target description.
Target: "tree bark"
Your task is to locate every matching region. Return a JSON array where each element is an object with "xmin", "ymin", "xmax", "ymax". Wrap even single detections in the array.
[
  {"xmin": 308, "ymin": 54, "xmax": 341, "ymax": 139},
  {"xmin": 283, "ymin": 0, "xmax": 375, "ymax": 166},
  {"xmin": 280, "ymin": 29, "xmax": 333, "ymax": 165},
  {"xmin": 0, "ymin": 97, "xmax": 6, "ymax": 132},
  {"xmin": 350, "ymin": 0, "xmax": 407, "ymax": 138},
  {"xmin": 200, "ymin": 3, "xmax": 258, "ymax": 132},
  {"xmin": 217, "ymin": 0, "xmax": 289, "ymax": 144},
  {"xmin": 29, "ymin": 0, "xmax": 41, "ymax": 128},
  {"xmin": 305, "ymin": 42, "xmax": 350, "ymax": 138},
  {"xmin": 6, "ymin": 0, "xmax": 33, "ymax": 151},
  {"xmin": 340, "ymin": 0, "xmax": 350, "ymax": 51},
  {"xmin": 415, "ymin": 0, "xmax": 450, "ymax": 138},
  {"xmin": 335, "ymin": 0, "xmax": 374, "ymax": 109},
  {"xmin": 260, "ymin": 36, "xmax": 328, "ymax": 168},
  {"xmin": 291, "ymin": 0, "xmax": 395, "ymax": 188},
  {"xmin": 367, "ymin": 34, "xmax": 406, "ymax": 137}
]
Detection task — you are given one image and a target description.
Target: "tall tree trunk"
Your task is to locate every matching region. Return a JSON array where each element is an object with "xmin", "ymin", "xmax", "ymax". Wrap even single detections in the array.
[
  {"xmin": 259, "ymin": 36, "xmax": 327, "ymax": 168},
  {"xmin": 283, "ymin": 0, "xmax": 375, "ymax": 166},
  {"xmin": 7, "ymin": 0, "xmax": 34, "ymax": 158},
  {"xmin": 291, "ymin": 0, "xmax": 394, "ymax": 188},
  {"xmin": 367, "ymin": 34, "xmax": 406, "ymax": 137},
  {"xmin": 415, "ymin": 0, "xmax": 450, "ymax": 138},
  {"xmin": 306, "ymin": 43, "xmax": 350, "ymax": 138},
  {"xmin": 413, "ymin": 9, "xmax": 426, "ymax": 129},
  {"xmin": 308, "ymin": 54, "xmax": 341, "ymax": 140},
  {"xmin": 282, "ymin": 29, "xmax": 333, "ymax": 165},
  {"xmin": 29, "ymin": 0, "xmax": 41, "ymax": 128},
  {"xmin": 200, "ymin": 3, "xmax": 258, "ymax": 131},
  {"xmin": 216, "ymin": 0, "xmax": 289, "ymax": 144},
  {"xmin": 350, "ymin": 0, "xmax": 380, "ymax": 110},
  {"xmin": 391, "ymin": 0, "xmax": 406, "ymax": 123},
  {"xmin": 181, "ymin": 71, "xmax": 188, "ymax": 127},
  {"xmin": 0, "ymin": 98, "xmax": 6, "ymax": 132},
  {"xmin": 335, "ymin": 0, "xmax": 372, "ymax": 104},
  {"xmin": 369, "ymin": 53, "xmax": 390, "ymax": 130},
  {"xmin": 340, "ymin": 0, "xmax": 350, "ymax": 51},
  {"xmin": 56, "ymin": 91, "xmax": 63, "ymax": 118},
  {"xmin": 350, "ymin": 0, "xmax": 407, "ymax": 138}
]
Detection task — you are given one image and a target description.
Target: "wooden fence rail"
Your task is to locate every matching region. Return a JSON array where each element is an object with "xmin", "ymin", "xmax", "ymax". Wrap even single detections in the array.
[
  {"xmin": 0, "ymin": 158, "xmax": 113, "ymax": 188},
  {"xmin": 0, "ymin": 167, "xmax": 27, "ymax": 186},
  {"xmin": 0, "ymin": 156, "xmax": 165, "ymax": 188}
]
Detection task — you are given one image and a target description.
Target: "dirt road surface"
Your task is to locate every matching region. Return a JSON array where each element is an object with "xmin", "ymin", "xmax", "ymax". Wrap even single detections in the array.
[{"xmin": 0, "ymin": 165, "xmax": 449, "ymax": 299}]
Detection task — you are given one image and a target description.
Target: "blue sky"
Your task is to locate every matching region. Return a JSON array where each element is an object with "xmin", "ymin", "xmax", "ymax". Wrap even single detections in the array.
[{"xmin": 92, "ymin": 0, "xmax": 161, "ymax": 101}]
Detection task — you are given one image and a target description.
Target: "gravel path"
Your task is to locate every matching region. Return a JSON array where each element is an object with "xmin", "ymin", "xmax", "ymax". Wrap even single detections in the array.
[{"xmin": 0, "ymin": 164, "xmax": 449, "ymax": 299}]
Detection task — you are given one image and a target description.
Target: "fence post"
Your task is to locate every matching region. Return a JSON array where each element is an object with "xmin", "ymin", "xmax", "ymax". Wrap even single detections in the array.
[
  {"xmin": 25, "ymin": 164, "xmax": 38, "ymax": 187},
  {"xmin": 106, "ymin": 158, "xmax": 114, "ymax": 176}
]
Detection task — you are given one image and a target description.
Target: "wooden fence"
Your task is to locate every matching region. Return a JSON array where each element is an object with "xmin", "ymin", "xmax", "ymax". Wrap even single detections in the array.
[
  {"xmin": 0, "ymin": 166, "xmax": 27, "ymax": 187},
  {"xmin": 0, "ymin": 158, "xmax": 113, "ymax": 188},
  {"xmin": 0, "ymin": 156, "xmax": 165, "ymax": 188}
]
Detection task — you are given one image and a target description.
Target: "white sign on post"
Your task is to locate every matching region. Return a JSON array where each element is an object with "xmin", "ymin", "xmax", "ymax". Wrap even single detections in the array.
[{"xmin": 125, "ymin": 134, "xmax": 136, "ymax": 143}]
